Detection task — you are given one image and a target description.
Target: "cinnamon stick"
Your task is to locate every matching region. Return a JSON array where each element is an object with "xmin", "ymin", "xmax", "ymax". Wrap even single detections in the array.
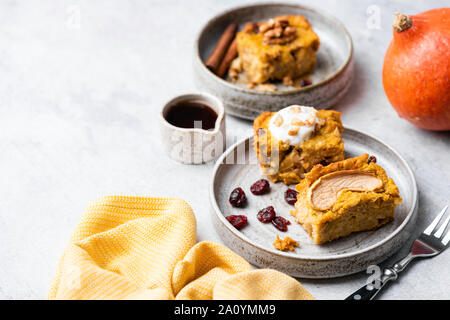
[
  {"xmin": 205, "ymin": 23, "xmax": 238, "ymax": 73},
  {"xmin": 217, "ymin": 39, "xmax": 237, "ymax": 78}
]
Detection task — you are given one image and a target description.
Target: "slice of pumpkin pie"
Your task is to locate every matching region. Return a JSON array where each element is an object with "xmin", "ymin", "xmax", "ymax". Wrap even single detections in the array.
[{"xmin": 292, "ymin": 154, "xmax": 402, "ymax": 244}]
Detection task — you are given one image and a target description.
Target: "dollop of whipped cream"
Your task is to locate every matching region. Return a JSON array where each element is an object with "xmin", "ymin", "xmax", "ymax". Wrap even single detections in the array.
[{"xmin": 268, "ymin": 105, "xmax": 318, "ymax": 146}]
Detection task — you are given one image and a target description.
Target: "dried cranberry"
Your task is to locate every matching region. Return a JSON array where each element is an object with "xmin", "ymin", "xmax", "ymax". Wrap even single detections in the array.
[
  {"xmin": 272, "ymin": 216, "xmax": 291, "ymax": 232},
  {"xmin": 229, "ymin": 187, "xmax": 246, "ymax": 207},
  {"xmin": 250, "ymin": 179, "xmax": 270, "ymax": 195},
  {"xmin": 226, "ymin": 215, "xmax": 248, "ymax": 230},
  {"xmin": 300, "ymin": 79, "xmax": 312, "ymax": 87},
  {"xmin": 284, "ymin": 188, "xmax": 299, "ymax": 205},
  {"xmin": 257, "ymin": 206, "xmax": 276, "ymax": 223}
]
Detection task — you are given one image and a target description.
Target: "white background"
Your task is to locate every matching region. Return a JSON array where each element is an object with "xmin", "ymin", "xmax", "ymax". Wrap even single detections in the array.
[{"xmin": 0, "ymin": 0, "xmax": 449, "ymax": 299}]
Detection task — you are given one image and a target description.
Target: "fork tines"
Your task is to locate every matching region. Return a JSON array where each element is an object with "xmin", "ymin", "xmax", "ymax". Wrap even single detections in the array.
[{"xmin": 424, "ymin": 205, "xmax": 450, "ymax": 245}]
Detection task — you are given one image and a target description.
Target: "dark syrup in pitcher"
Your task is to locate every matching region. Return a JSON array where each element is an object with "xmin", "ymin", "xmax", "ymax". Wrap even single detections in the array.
[{"xmin": 165, "ymin": 101, "xmax": 218, "ymax": 130}]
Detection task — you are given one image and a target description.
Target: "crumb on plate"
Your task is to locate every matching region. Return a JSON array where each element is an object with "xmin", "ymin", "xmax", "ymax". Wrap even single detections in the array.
[{"xmin": 273, "ymin": 235, "xmax": 299, "ymax": 251}]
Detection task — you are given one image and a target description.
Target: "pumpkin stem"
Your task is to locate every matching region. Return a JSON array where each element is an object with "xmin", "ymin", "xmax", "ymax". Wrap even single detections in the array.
[{"xmin": 393, "ymin": 13, "xmax": 412, "ymax": 32}]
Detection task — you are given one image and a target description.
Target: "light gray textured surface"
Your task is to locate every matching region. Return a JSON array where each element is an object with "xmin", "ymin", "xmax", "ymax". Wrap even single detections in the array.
[{"xmin": 0, "ymin": 0, "xmax": 448, "ymax": 300}]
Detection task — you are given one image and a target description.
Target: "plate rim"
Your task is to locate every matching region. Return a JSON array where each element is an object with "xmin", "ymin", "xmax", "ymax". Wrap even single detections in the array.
[
  {"xmin": 210, "ymin": 127, "xmax": 418, "ymax": 261},
  {"xmin": 194, "ymin": 2, "xmax": 354, "ymax": 96}
]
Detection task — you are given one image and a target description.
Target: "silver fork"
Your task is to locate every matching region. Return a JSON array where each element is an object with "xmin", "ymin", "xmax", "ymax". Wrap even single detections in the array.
[{"xmin": 346, "ymin": 205, "xmax": 450, "ymax": 300}]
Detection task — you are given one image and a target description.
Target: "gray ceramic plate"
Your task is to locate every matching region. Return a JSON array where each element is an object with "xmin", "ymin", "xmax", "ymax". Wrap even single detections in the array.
[
  {"xmin": 210, "ymin": 128, "xmax": 418, "ymax": 278},
  {"xmin": 194, "ymin": 3, "xmax": 354, "ymax": 120}
]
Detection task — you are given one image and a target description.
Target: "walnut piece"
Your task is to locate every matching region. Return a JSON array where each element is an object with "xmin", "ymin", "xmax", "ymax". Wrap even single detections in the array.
[
  {"xmin": 291, "ymin": 118, "xmax": 304, "ymax": 126},
  {"xmin": 288, "ymin": 127, "xmax": 299, "ymax": 136},
  {"xmin": 291, "ymin": 106, "xmax": 303, "ymax": 113},
  {"xmin": 260, "ymin": 17, "xmax": 297, "ymax": 45},
  {"xmin": 273, "ymin": 115, "xmax": 284, "ymax": 127},
  {"xmin": 304, "ymin": 116, "xmax": 315, "ymax": 127}
]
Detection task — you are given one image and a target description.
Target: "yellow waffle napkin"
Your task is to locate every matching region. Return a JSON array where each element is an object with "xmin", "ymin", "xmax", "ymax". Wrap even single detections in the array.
[{"xmin": 48, "ymin": 196, "xmax": 314, "ymax": 300}]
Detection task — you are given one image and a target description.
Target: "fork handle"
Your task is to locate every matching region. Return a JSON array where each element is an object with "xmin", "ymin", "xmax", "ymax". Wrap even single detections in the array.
[
  {"xmin": 345, "ymin": 254, "xmax": 415, "ymax": 300},
  {"xmin": 345, "ymin": 268, "xmax": 398, "ymax": 300}
]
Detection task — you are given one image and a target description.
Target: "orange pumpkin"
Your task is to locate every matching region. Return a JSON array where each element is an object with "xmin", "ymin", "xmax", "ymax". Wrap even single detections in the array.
[{"xmin": 382, "ymin": 9, "xmax": 450, "ymax": 131}]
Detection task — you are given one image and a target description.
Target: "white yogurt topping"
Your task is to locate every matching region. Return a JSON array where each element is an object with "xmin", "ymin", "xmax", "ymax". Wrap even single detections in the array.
[{"xmin": 268, "ymin": 105, "xmax": 318, "ymax": 146}]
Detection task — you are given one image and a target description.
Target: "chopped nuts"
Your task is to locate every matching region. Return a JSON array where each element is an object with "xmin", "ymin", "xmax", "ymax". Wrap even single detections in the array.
[
  {"xmin": 304, "ymin": 116, "xmax": 315, "ymax": 127},
  {"xmin": 291, "ymin": 106, "xmax": 303, "ymax": 113},
  {"xmin": 273, "ymin": 26, "xmax": 283, "ymax": 37},
  {"xmin": 288, "ymin": 127, "xmax": 299, "ymax": 136},
  {"xmin": 291, "ymin": 118, "xmax": 304, "ymax": 126},
  {"xmin": 283, "ymin": 26, "xmax": 296, "ymax": 36},
  {"xmin": 264, "ymin": 29, "xmax": 277, "ymax": 39},
  {"xmin": 274, "ymin": 18, "xmax": 289, "ymax": 28},
  {"xmin": 260, "ymin": 17, "xmax": 297, "ymax": 45},
  {"xmin": 273, "ymin": 115, "xmax": 284, "ymax": 127},
  {"xmin": 259, "ymin": 19, "xmax": 275, "ymax": 33}
]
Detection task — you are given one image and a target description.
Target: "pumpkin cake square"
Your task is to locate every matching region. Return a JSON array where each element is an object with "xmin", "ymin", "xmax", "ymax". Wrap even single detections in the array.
[
  {"xmin": 253, "ymin": 105, "xmax": 345, "ymax": 185},
  {"xmin": 234, "ymin": 15, "xmax": 320, "ymax": 84},
  {"xmin": 292, "ymin": 154, "xmax": 402, "ymax": 244}
]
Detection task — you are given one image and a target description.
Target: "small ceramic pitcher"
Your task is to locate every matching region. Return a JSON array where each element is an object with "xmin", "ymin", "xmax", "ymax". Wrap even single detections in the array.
[{"xmin": 159, "ymin": 93, "xmax": 226, "ymax": 164}]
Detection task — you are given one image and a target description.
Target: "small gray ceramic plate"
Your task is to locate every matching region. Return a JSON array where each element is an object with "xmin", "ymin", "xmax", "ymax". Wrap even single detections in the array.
[
  {"xmin": 210, "ymin": 129, "xmax": 418, "ymax": 278},
  {"xmin": 194, "ymin": 3, "xmax": 354, "ymax": 120}
]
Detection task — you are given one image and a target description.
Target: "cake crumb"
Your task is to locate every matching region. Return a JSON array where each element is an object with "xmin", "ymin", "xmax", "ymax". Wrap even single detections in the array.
[{"xmin": 273, "ymin": 235, "xmax": 299, "ymax": 251}]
